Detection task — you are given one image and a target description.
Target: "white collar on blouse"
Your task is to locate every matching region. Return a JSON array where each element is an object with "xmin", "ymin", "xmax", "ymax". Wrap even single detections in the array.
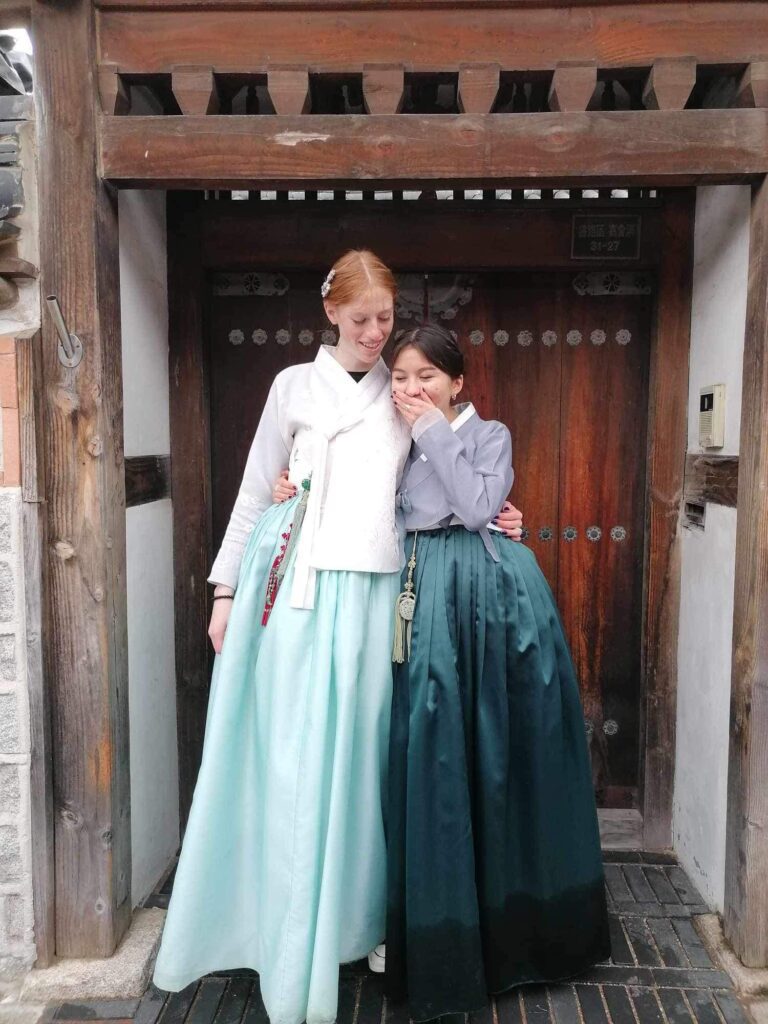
[{"xmin": 418, "ymin": 402, "xmax": 476, "ymax": 461}]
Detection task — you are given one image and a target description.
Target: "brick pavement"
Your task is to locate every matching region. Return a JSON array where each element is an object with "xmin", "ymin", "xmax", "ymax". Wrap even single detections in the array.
[{"xmin": 41, "ymin": 854, "xmax": 751, "ymax": 1024}]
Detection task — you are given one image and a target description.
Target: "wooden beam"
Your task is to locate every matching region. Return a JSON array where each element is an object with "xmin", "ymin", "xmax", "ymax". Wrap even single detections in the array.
[
  {"xmin": 32, "ymin": 0, "xmax": 131, "ymax": 957},
  {"xmin": 97, "ymin": 63, "xmax": 130, "ymax": 115},
  {"xmin": 97, "ymin": 5, "xmax": 768, "ymax": 74},
  {"xmin": 171, "ymin": 65, "xmax": 220, "ymax": 114},
  {"xmin": 549, "ymin": 63, "xmax": 597, "ymax": 112},
  {"xmin": 458, "ymin": 63, "xmax": 500, "ymax": 114},
  {"xmin": 88, "ymin": 0, "xmax": 768, "ymax": 8},
  {"xmin": 737, "ymin": 61, "xmax": 768, "ymax": 109},
  {"xmin": 197, "ymin": 200, "xmax": 664, "ymax": 270},
  {"xmin": 267, "ymin": 65, "xmax": 310, "ymax": 114},
  {"xmin": 362, "ymin": 64, "xmax": 404, "ymax": 115},
  {"xmin": 125, "ymin": 455, "xmax": 171, "ymax": 507},
  {"xmin": 642, "ymin": 190, "xmax": 694, "ymax": 851},
  {"xmin": 684, "ymin": 453, "xmax": 739, "ymax": 508},
  {"xmin": 642, "ymin": 58, "xmax": 697, "ymax": 111},
  {"xmin": 99, "ymin": 110, "xmax": 768, "ymax": 189},
  {"xmin": 724, "ymin": 176, "xmax": 768, "ymax": 966}
]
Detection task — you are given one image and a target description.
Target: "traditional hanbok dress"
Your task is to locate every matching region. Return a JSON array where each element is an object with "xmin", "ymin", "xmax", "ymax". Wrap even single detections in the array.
[
  {"xmin": 385, "ymin": 403, "xmax": 610, "ymax": 1021},
  {"xmin": 153, "ymin": 346, "xmax": 411, "ymax": 1024}
]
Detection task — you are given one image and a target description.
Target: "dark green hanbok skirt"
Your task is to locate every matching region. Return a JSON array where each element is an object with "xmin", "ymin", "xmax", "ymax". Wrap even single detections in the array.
[{"xmin": 385, "ymin": 527, "xmax": 610, "ymax": 1021}]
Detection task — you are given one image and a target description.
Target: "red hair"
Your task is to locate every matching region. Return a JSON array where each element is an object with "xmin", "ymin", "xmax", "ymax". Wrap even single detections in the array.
[{"xmin": 324, "ymin": 250, "xmax": 397, "ymax": 306}]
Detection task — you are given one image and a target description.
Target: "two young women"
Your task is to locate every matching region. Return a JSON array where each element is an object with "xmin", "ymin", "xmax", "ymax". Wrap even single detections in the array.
[{"xmin": 152, "ymin": 251, "xmax": 609, "ymax": 1024}]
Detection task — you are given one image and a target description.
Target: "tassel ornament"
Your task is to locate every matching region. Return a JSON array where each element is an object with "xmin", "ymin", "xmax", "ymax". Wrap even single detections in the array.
[
  {"xmin": 262, "ymin": 477, "xmax": 311, "ymax": 626},
  {"xmin": 393, "ymin": 532, "xmax": 418, "ymax": 664}
]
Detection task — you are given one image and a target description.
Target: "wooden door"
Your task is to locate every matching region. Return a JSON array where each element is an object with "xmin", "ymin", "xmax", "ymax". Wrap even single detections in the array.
[
  {"xmin": 425, "ymin": 271, "xmax": 652, "ymax": 807},
  {"xmin": 206, "ymin": 266, "xmax": 652, "ymax": 810}
]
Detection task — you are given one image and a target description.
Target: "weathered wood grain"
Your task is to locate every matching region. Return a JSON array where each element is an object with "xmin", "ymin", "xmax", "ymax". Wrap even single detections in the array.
[
  {"xmin": 32, "ymin": 0, "xmax": 131, "ymax": 956},
  {"xmin": 17, "ymin": 330, "xmax": 55, "ymax": 967},
  {"xmin": 97, "ymin": 5, "xmax": 768, "ymax": 73},
  {"xmin": 99, "ymin": 110, "xmax": 768, "ymax": 189},
  {"xmin": 125, "ymin": 455, "xmax": 171, "ymax": 507},
  {"xmin": 684, "ymin": 454, "xmax": 739, "ymax": 508},
  {"xmin": 724, "ymin": 176, "xmax": 768, "ymax": 966},
  {"xmin": 167, "ymin": 193, "xmax": 213, "ymax": 827},
  {"xmin": 641, "ymin": 191, "xmax": 694, "ymax": 851}
]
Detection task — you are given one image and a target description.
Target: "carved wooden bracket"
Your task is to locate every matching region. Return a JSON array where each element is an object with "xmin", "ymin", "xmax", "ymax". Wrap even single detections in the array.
[
  {"xmin": 97, "ymin": 63, "xmax": 129, "ymax": 115},
  {"xmin": 458, "ymin": 63, "xmax": 501, "ymax": 114},
  {"xmin": 548, "ymin": 63, "xmax": 597, "ymax": 112},
  {"xmin": 736, "ymin": 60, "xmax": 768, "ymax": 108},
  {"xmin": 267, "ymin": 66, "xmax": 311, "ymax": 115},
  {"xmin": 362, "ymin": 64, "xmax": 405, "ymax": 115},
  {"xmin": 171, "ymin": 66, "xmax": 220, "ymax": 115},
  {"xmin": 642, "ymin": 58, "xmax": 697, "ymax": 111}
]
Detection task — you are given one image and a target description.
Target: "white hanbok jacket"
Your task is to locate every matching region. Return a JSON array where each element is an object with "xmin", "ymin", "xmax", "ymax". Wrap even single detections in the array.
[{"xmin": 209, "ymin": 345, "xmax": 412, "ymax": 608}]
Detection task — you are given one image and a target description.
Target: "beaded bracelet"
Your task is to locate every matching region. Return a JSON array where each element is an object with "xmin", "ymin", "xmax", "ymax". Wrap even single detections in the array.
[{"xmin": 212, "ymin": 594, "xmax": 234, "ymax": 601}]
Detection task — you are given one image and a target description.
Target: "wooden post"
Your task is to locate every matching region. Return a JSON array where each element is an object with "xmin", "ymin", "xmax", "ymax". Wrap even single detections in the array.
[
  {"xmin": 167, "ymin": 194, "xmax": 211, "ymax": 828},
  {"xmin": 31, "ymin": 0, "xmax": 131, "ymax": 956},
  {"xmin": 724, "ymin": 175, "xmax": 768, "ymax": 966},
  {"xmin": 642, "ymin": 191, "xmax": 694, "ymax": 851}
]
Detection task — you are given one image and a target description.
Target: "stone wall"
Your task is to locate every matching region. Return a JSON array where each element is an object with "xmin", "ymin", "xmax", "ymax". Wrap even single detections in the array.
[{"xmin": 0, "ymin": 64, "xmax": 40, "ymax": 976}]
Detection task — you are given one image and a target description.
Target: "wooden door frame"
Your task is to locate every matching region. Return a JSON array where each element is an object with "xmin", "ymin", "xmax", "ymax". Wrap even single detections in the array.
[{"xmin": 167, "ymin": 190, "xmax": 692, "ymax": 849}]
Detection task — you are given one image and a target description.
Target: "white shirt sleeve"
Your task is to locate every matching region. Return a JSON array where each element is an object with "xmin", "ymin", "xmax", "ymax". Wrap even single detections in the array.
[{"xmin": 208, "ymin": 377, "xmax": 293, "ymax": 589}]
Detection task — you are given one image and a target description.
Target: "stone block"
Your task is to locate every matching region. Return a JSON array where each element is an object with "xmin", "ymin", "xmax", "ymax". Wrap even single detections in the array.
[
  {"xmin": 0, "ymin": 496, "xmax": 12, "ymax": 554},
  {"xmin": 0, "ymin": 824, "xmax": 21, "ymax": 882},
  {"xmin": 4, "ymin": 893, "xmax": 24, "ymax": 941},
  {"xmin": 0, "ymin": 635, "xmax": 15, "ymax": 682},
  {"xmin": 0, "ymin": 693, "xmax": 18, "ymax": 752},
  {"xmin": 0, "ymin": 763, "xmax": 19, "ymax": 815},
  {"xmin": 0, "ymin": 563, "xmax": 14, "ymax": 622}
]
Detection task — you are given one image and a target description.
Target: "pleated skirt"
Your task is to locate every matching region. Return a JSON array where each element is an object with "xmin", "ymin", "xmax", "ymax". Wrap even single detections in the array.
[
  {"xmin": 385, "ymin": 527, "xmax": 611, "ymax": 1021},
  {"xmin": 153, "ymin": 497, "xmax": 400, "ymax": 1024}
]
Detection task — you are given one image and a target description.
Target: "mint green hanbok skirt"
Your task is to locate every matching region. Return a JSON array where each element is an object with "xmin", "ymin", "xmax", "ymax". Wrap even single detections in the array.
[{"xmin": 153, "ymin": 497, "xmax": 399, "ymax": 1024}]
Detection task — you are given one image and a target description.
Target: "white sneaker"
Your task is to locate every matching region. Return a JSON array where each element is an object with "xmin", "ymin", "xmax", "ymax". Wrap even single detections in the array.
[{"xmin": 367, "ymin": 943, "xmax": 386, "ymax": 973}]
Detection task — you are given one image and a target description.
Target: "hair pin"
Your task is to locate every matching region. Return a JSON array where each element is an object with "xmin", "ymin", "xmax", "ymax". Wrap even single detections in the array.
[{"xmin": 320, "ymin": 268, "xmax": 336, "ymax": 298}]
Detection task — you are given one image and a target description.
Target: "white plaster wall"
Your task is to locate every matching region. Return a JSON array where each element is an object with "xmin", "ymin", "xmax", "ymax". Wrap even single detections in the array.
[
  {"xmin": 126, "ymin": 500, "xmax": 178, "ymax": 906},
  {"xmin": 673, "ymin": 185, "xmax": 749, "ymax": 912},
  {"xmin": 120, "ymin": 190, "xmax": 171, "ymax": 459},
  {"xmin": 119, "ymin": 190, "xmax": 179, "ymax": 906}
]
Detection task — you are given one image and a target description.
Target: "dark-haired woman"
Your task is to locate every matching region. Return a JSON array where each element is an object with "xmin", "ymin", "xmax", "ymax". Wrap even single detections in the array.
[{"xmin": 386, "ymin": 324, "xmax": 610, "ymax": 1021}]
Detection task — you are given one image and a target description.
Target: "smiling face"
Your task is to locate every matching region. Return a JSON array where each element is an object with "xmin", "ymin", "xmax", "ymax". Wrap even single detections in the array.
[
  {"xmin": 324, "ymin": 286, "xmax": 395, "ymax": 371},
  {"xmin": 391, "ymin": 344, "xmax": 463, "ymax": 419}
]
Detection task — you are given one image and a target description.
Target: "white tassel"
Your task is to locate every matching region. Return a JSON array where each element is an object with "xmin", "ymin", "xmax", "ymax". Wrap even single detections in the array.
[{"xmin": 392, "ymin": 533, "xmax": 418, "ymax": 664}]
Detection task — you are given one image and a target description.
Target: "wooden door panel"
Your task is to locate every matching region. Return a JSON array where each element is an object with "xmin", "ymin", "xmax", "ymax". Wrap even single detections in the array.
[
  {"xmin": 427, "ymin": 270, "xmax": 651, "ymax": 806},
  {"xmin": 556, "ymin": 288, "xmax": 652, "ymax": 805},
  {"xmin": 427, "ymin": 272, "xmax": 563, "ymax": 588}
]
